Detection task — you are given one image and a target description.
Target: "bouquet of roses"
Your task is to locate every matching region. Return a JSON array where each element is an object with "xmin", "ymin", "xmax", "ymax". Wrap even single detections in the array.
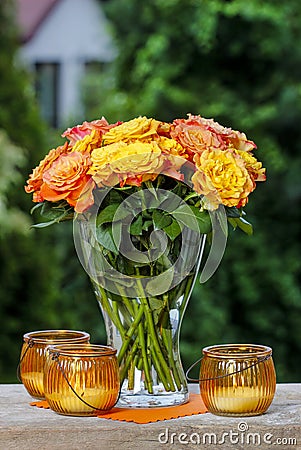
[{"xmin": 25, "ymin": 114, "xmax": 265, "ymax": 397}]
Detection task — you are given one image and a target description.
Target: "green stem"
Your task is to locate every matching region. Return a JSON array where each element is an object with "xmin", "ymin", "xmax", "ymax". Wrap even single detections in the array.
[
  {"xmin": 149, "ymin": 346, "xmax": 173, "ymax": 391},
  {"xmin": 161, "ymin": 327, "xmax": 182, "ymax": 390},
  {"xmin": 133, "ymin": 301, "xmax": 153, "ymax": 393},
  {"xmin": 117, "ymin": 301, "xmax": 133, "ymax": 329},
  {"xmin": 183, "ymin": 192, "xmax": 199, "ymax": 202},
  {"xmin": 100, "ymin": 280, "xmax": 155, "ymax": 394},
  {"xmin": 112, "ymin": 300, "xmax": 128, "ymax": 333},
  {"xmin": 138, "ymin": 323, "xmax": 153, "ymax": 392},
  {"xmin": 136, "ymin": 278, "xmax": 176, "ymax": 391},
  {"xmin": 117, "ymin": 304, "xmax": 144, "ymax": 364},
  {"xmin": 119, "ymin": 337, "xmax": 139, "ymax": 385},
  {"xmin": 116, "ymin": 286, "xmax": 136, "ymax": 317},
  {"xmin": 95, "ymin": 284, "xmax": 126, "ymax": 338},
  {"xmin": 179, "ymin": 273, "xmax": 195, "ymax": 316},
  {"xmin": 144, "ymin": 321, "xmax": 166, "ymax": 389},
  {"xmin": 128, "ymin": 354, "xmax": 138, "ymax": 390}
]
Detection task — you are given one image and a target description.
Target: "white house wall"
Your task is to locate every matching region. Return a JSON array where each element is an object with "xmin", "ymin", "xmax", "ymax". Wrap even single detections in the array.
[{"xmin": 19, "ymin": 0, "xmax": 115, "ymax": 126}]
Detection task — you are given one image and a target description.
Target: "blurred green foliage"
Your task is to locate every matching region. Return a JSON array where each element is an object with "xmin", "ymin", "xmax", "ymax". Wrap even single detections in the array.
[
  {"xmin": 85, "ymin": 0, "xmax": 301, "ymax": 382},
  {"xmin": 0, "ymin": 0, "xmax": 300, "ymax": 383},
  {"xmin": 0, "ymin": 1, "xmax": 105, "ymax": 382},
  {"xmin": 0, "ymin": 130, "xmax": 31, "ymax": 234}
]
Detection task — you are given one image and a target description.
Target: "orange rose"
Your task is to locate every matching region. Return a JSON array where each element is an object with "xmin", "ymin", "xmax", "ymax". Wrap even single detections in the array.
[
  {"xmin": 39, "ymin": 152, "xmax": 95, "ymax": 212},
  {"xmin": 188, "ymin": 114, "xmax": 256, "ymax": 152},
  {"xmin": 171, "ymin": 118, "xmax": 221, "ymax": 158},
  {"xmin": 171, "ymin": 114, "xmax": 257, "ymax": 158},
  {"xmin": 25, "ymin": 142, "xmax": 70, "ymax": 197}
]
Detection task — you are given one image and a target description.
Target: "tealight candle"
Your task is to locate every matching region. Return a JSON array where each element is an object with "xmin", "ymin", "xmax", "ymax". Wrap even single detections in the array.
[
  {"xmin": 199, "ymin": 344, "xmax": 276, "ymax": 416},
  {"xmin": 19, "ymin": 330, "xmax": 90, "ymax": 399},
  {"xmin": 213, "ymin": 386, "xmax": 272, "ymax": 412},
  {"xmin": 44, "ymin": 344, "xmax": 120, "ymax": 416}
]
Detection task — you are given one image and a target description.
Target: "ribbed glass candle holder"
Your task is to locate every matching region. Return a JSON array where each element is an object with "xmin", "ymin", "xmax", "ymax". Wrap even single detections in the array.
[
  {"xmin": 200, "ymin": 344, "xmax": 276, "ymax": 417},
  {"xmin": 44, "ymin": 344, "xmax": 120, "ymax": 416},
  {"xmin": 19, "ymin": 330, "xmax": 90, "ymax": 399}
]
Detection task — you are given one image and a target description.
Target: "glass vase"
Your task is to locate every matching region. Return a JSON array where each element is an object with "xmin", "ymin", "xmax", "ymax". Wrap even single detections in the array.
[
  {"xmin": 73, "ymin": 184, "xmax": 209, "ymax": 408},
  {"xmin": 92, "ymin": 245, "xmax": 205, "ymax": 408}
]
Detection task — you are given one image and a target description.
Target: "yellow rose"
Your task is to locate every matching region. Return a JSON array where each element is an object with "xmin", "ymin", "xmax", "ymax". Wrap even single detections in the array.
[
  {"xmin": 102, "ymin": 117, "xmax": 160, "ymax": 144},
  {"xmin": 89, "ymin": 141, "xmax": 163, "ymax": 186},
  {"xmin": 192, "ymin": 148, "xmax": 254, "ymax": 208},
  {"xmin": 88, "ymin": 142, "xmax": 126, "ymax": 179},
  {"xmin": 72, "ymin": 130, "xmax": 103, "ymax": 155},
  {"xmin": 236, "ymin": 150, "xmax": 266, "ymax": 182},
  {"xmin": 155, "ymin": 136, "xmax": 188, "ymax": 159},
  {"xmin": 111, "ymin": 142, "xmax": 161, "ymax": 173},
  {"xmin": 190, "ymin": 170, "xmax": 221, "ymax": 210}
]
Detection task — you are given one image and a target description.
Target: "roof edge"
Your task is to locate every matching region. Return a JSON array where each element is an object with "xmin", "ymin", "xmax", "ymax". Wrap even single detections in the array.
[{"xmin": 21, "ymin": 0, "xmax": 60, "ymax": 44}]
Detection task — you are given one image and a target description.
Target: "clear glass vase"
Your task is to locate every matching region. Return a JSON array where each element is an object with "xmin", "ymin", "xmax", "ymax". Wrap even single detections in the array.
[
  {"xmin": 92, "ymin": 245, "xmax": 205, "ymax": 408},
  {"xmin": 73, "ymin": 183, "xmax": 210, "ymax": 407}
]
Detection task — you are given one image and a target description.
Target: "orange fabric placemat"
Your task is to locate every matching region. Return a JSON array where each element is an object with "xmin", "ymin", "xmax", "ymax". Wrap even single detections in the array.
[{"xmin": 30, "ymin": 393, "xmax": 207, "ymax": 423}]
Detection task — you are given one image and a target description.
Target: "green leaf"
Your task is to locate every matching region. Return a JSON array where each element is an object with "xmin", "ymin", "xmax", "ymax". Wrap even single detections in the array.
[
  {"xmin": 107, "ymin": 189, "xmax": 123, "ymax": 204},
  {"xmin": 129, "ymin": 214, "xmax": 143, "ymax": 235},
  {"xmin": 40, "ymin": 201, "xmax": 71, "ymax": 220},
  {"xmin": 184, "ymin": 192, "xmax": 199, "ymax": 202},
  {"xmin": 163, "ymin": 219, "xmax": 182, "ymax": 241},
  {"xmin": 173, "ymin": 204, "xmax": 211, "ymax": 234},
  {"xmin": 191, "ymin": 207, "xmax": 212, "ymax": 234},
  {"xmin": 142, "ymin": 220, "xmax": 153, "ymax": 231},
  {"xmin": 96, "ymin": 224, "xmax": 118, "ymax": 254},
  {"xmin": 148, "ymin": 297, "xmax": 170, "ymax": 327},
  {"xmin": 152, "ymin": 210, "xmax": 172, "ymax": 230},
  {"xmin": 156, "ymin": 253, "xmax": 173, "ymax": 270},
  {"xmin": 30, "ymin": 203, "xmax": 43, "ymax": 214},
  {"xmin": 146, "ymin": 267, "xmax": 174, "ymax": 296},
  {"xmin": 148, "ymin": 297, "xmax": 163, "ymax": 311},
  {"xmin": 160, "ymin": 195, "xmax": 182, "ymax": 212},
  {"xmin": 228, "ymin": 217, "xmax": 238, "ymax": 230},
  {"xmin": 172, "ymin": 204, "xmax": 197, "ymax": 230},
  {"xmin": 228, "ymin": 217, "xmax": 253, "ymax": 235},
  {"xmin": 31, "ymin": 219, "xmax": 60, "ymax": 228},
  {"xmin": 123, "ymin": 251, "xmax": 150, "ymax": 264},
  {"xmin": 234, "ymin": 217, "xmax": 253, "ymax": 235},
  {"xmin": 31, "ymin": 201, "xmax": 73, "ymax": 227},
  {"xmin": 225, "ymin": 206, "xmax": 242, "ymax": 218},
  {"xmin": 96, "ymin": 203, "xmax": 130, "ymax": 226}
]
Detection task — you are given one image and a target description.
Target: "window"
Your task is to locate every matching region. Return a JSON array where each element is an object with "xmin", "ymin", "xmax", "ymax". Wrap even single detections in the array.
[{"xmin": 35, "ymin": 62, "xmax": 59, "ymax": 128}]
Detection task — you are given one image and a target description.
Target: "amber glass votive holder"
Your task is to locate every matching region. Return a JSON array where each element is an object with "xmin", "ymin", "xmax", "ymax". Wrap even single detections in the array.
[
  {"xmin": 19, "ymin": 330, "xmax": 90, "ymax": 399},
  {"xmin": 199, "ymin": 344, "xmax": 276, "ymax": 417},
  {"xmin": 44, "ymin": 344, "xmax": 120, "ymax": 416}
]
